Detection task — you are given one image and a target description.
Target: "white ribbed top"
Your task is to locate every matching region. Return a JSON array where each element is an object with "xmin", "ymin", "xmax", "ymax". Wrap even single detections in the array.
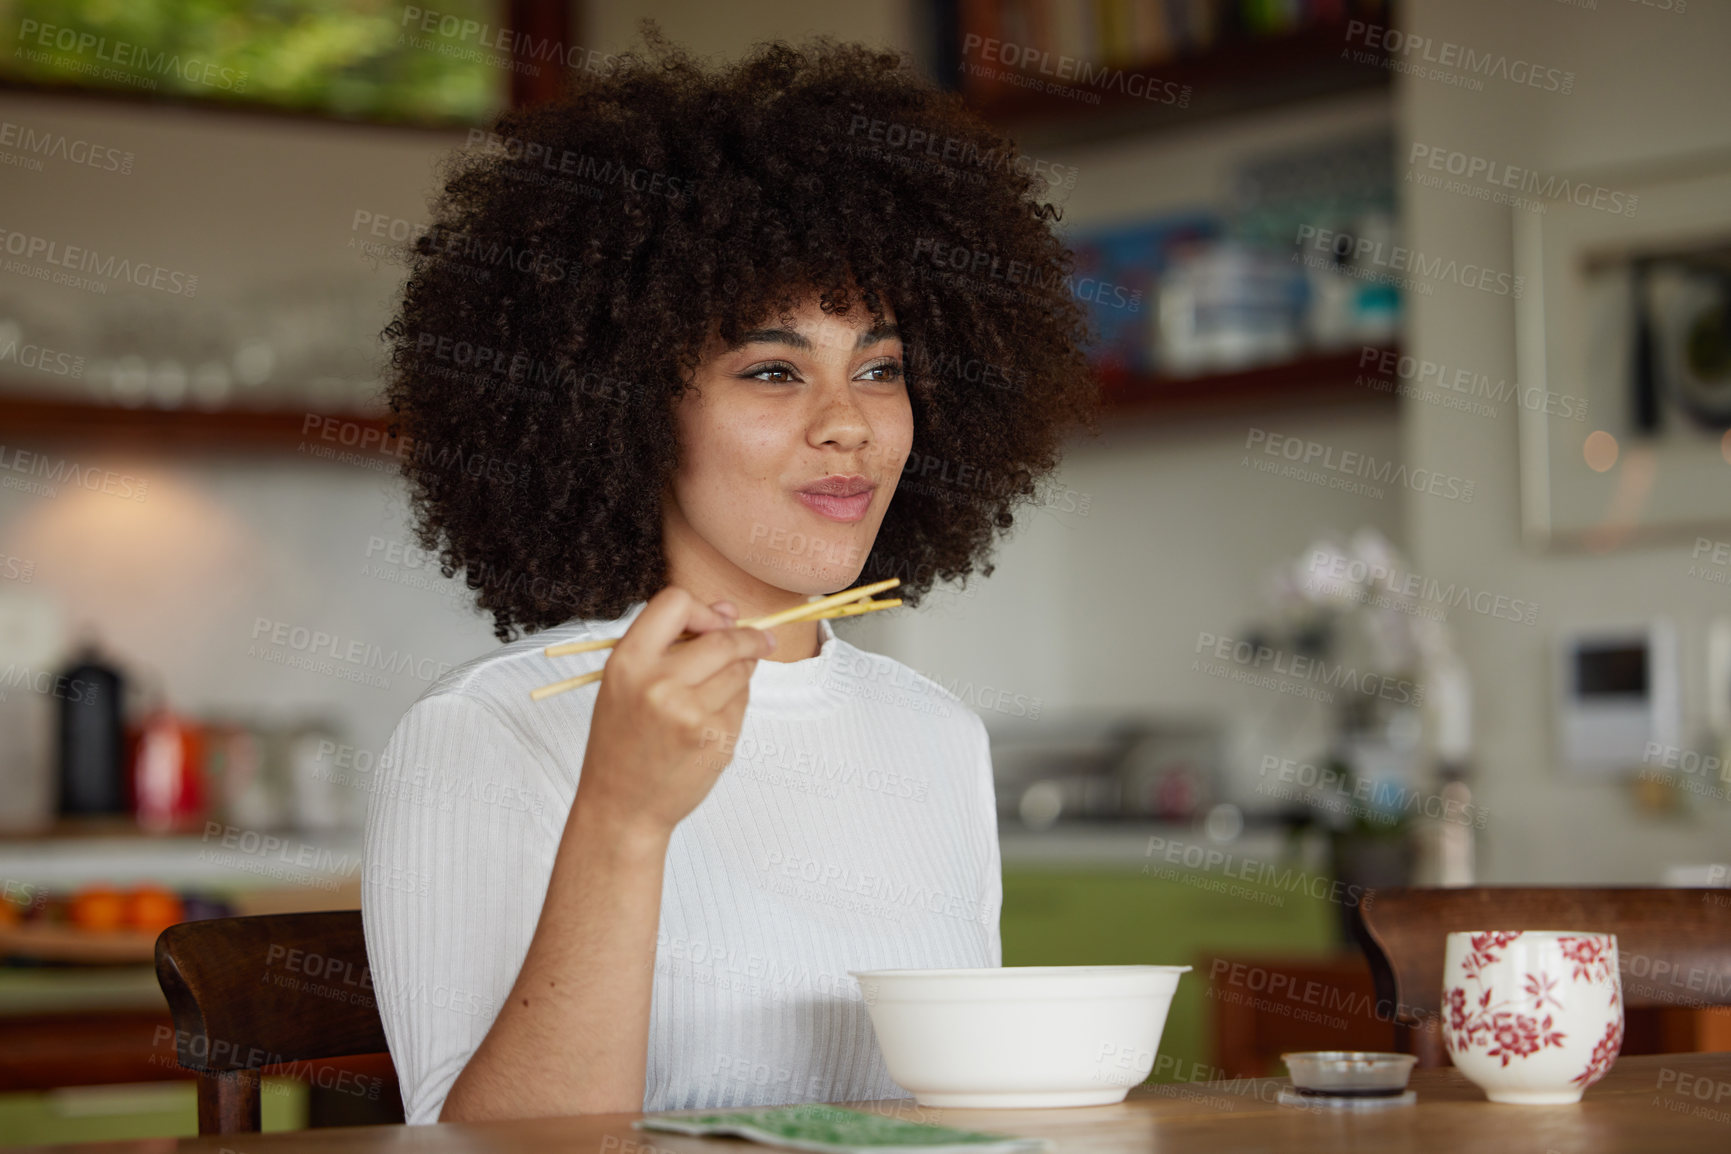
[{"xmin": 361, "ymin": 603, "xmax": 1002, "ymax": 1123}]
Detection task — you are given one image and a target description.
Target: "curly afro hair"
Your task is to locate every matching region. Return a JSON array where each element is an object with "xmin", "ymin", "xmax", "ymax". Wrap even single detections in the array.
[{"xmin": 384, "ymin": 22, "xmax": 1099, "ymax": 643}]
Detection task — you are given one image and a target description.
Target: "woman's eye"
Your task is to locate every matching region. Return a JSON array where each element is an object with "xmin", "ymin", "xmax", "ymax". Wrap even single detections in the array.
[
  {"xmin": 860, "ymin": 360, "xmax": 904, "ymax": 383},
  {"xmin": 745, "ymin": 362, "xmax": 799, "ymax": 383}
]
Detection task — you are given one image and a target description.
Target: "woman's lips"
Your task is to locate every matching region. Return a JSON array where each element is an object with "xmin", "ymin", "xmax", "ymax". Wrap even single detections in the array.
[{"xmin": 795, "ymin": 490, "xmax": 873, "ymax": 523}]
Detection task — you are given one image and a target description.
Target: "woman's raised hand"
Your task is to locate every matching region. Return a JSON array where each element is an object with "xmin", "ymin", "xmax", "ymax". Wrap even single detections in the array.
[{"xmin": 573, "ymin": 586, "xmax": 773, "ymax": 842}]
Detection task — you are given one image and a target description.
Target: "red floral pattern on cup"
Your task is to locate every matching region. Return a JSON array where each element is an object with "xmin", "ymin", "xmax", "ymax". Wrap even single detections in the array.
[
  {"xmin": 1459, "ymin": 931, "xmax": 1522, "ymax": 982},
  {"xmin": 1445, "ymin": 932, "xmax": 1621, "ymax": 1075},
  {"xmin": 1557, "ymin": 935, "xmax": 1616, "ymax": 985},
  {"xmin": 1572, "ymin": 1018, "xmax": 1624, "ymax": 1088},
  {"xmin": 1523, "ymin": 972, "xmax": 1563, "ymax": 1012},
  {"xmin": 1446, "ymin": 984, "xmax": 1568, "ymax": 1066}
]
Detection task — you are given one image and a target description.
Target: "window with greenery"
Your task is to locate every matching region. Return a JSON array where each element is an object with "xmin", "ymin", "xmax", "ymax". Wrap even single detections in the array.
[{"xmin": 0, "ymin": 0, "xmax": 510, "ymax": 123}]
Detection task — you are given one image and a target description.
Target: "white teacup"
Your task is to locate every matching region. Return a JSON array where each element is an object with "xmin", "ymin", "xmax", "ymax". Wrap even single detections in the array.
[{"xmin": 1442, "ymin": 930, "xmax": 1624, "ymax": 1104}]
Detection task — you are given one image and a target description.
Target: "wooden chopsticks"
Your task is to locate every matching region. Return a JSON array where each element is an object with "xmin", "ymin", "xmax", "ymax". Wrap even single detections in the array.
[{"xmin": 529, "ymin": 578, "xmax": 901, "ymax": 701}]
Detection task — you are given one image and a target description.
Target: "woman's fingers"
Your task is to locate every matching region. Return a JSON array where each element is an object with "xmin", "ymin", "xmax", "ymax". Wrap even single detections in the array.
[
  {"xmin": 661, "ymin": 625, "xmax": 772, "ymax": 687},
  {"xmin": 687, "ymin": 598, "xmax": 739, "ymax": 634},
  {"xmin": 576, "ymin": 586, "xmax": 779, "ymax": 842},
  {"xmin": 612, "ymin": 586, "xmax": 700, "ymax": 662},
  {"xmin": 609, "ymin": 588, "xmax": 772, "ymax": 730},
  {"xmin": 613, "ymin": 588, "xmax": 739, "ymax": 664},
  {"xmin": 690, "ymin": 658, "xmax": 755, "ymax": 717}
]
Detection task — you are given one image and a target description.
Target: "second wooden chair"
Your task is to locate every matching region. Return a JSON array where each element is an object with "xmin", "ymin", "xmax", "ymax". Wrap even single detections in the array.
[{"xmin": 1353, "ymin": 886, "xmax": 1731, "ymax": 1065}]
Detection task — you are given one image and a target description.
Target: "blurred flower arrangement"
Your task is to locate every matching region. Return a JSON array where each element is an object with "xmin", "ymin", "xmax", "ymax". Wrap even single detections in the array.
[
  {"xmin": 1250, "ymin": 526, "xmax": 1477, "ymax": 888},
  {"xmin": 1261, "ymin": 526, "xmax": 1470, "ymax": 734}
]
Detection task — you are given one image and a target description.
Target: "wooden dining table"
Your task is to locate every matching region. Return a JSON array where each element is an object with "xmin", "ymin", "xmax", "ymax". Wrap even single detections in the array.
[{"xmin": 13, "ymin": 1052, "xmax": 1731, "ymax": 1153}]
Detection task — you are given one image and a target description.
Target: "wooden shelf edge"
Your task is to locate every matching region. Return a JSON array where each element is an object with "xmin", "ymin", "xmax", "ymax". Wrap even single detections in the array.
[
  {"xmin": 1098, "ymin": 346, "xmax": 1399, "ymax": 419},
  {"xmin": 962, "ymin": 22, "xmax": 1393, "ymax": 146},
  {"xmin": 0, "ymin": 349, "xmax": 1394, "ymax": 453},
  {"xmin": 0, "ymin": 394, "xmax": 391, "ymax": 453}
]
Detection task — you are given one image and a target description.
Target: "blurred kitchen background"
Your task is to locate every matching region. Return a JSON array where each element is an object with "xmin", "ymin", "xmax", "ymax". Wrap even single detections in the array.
[{"xmin": 3, "ymin": 0, "xmax": 1730, "ymax": 1141}]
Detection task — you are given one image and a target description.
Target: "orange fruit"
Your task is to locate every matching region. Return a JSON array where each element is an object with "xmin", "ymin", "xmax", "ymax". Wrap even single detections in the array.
[
  {"xmin": 70, "ymin": 886, "xmax": 127, "ymax": 932},
  {"xmin": 124, "ymin": 886, "xmax": 185, "ymax": 935}
]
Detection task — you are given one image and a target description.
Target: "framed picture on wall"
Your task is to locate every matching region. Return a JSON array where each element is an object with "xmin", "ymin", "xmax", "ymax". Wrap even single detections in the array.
[{"xmin": 1515, "ymin": 151, "xmax": 1731, "ymax": 550}]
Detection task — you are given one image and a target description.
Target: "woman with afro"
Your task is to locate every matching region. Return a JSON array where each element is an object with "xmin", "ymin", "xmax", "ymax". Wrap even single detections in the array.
[{"xmin": 363, "ymin": 25, "xmax": 1097, "ymax": 1125}]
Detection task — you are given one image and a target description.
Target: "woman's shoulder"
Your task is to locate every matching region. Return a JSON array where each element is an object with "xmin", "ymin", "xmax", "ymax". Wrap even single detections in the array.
[
  {"xmin": 821, "ymin": 637, "xmax": 996, "ymax": 742},
  {"xmin": 391, "ymin": 610, "xmax": 632, "ymax": 759},
  {"xmin": 439, "ymin": 615, "xmax": 617, "ymax": 702},
  {"xmin": 369, "ymin": 613, "xmax": 632, "ymax": 821}
]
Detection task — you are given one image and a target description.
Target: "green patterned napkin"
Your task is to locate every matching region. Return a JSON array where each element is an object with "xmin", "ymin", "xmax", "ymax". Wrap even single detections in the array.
[{"xmin": 632, "ymin": 1103, "xmax": 1054, "ymax": 1154}]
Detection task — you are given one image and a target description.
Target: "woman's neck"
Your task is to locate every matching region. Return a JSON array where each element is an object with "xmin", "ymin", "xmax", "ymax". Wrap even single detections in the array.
[{"xmin": 660, "ymin": 533, "xmax": 824, "ymax": 663}]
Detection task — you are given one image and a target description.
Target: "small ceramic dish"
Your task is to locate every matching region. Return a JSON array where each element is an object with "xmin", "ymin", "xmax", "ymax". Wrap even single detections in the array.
[{"xmin": 1281, "ymin": 1051, "xmax": 1418, "ymax": 1097}]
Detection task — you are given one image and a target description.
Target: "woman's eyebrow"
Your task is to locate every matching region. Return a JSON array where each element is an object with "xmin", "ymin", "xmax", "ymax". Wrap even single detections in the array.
[
  {"xmin": 857, "ymin": 322, "xmax": 901, "ymax": 347},
  {"xmin": 730, "ymin": 323, "xmax": 902, "ymax": 351}
]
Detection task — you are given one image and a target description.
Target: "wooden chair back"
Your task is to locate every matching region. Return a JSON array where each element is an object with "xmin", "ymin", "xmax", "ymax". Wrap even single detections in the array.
[
  {"xmin": 1353, "ymin": 886, "xmax": 1731, "ymax": 1066},
  {"xmin": 155, "ymin": 910, "xmax": 397, "ymax": 1133}
]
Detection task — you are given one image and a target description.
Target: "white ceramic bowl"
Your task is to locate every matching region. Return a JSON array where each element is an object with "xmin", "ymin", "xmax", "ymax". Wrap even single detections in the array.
[{"xmin": 849, "ymin": 965, "xmax": 1190, "ymax": 1108}]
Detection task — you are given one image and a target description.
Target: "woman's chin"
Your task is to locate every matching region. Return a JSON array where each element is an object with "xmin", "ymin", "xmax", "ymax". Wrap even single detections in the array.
[{"xmin": 738, "ymin": 556, "xmax": 868, "ymax": 598}]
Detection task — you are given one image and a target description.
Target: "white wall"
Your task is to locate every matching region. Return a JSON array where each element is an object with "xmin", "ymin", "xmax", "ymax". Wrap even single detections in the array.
[
  {"xmin": 1397, "ymin": 0, "xmax": 1731, "ymax": 881},
  {"xmin": 0, "ymin": 95, "xmax": 496, "ymax": 820}
]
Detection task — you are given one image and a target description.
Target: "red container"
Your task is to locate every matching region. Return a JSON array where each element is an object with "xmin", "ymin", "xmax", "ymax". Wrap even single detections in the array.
[{"xmin": 130, "ymin": 709, "xmax": 205, "ymax": 832}]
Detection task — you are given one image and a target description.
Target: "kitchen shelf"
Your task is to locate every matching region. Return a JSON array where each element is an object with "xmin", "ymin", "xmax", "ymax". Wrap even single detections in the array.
[
  {"xmin": 0, "ymin": 393, "xmax": 391, "ymax": 453},
  {"xmin": 959, "ymin": 20, "xmax": 1393, "ymax": 150},
  {"xmin": 0, "ymin": 827, "xmax": 363, "ymax": 893},
  {"xmin": 0, "ymin": 348, "xmax": 1395, "ymax": 452},
  {"xmin": 1098, "ymin": 345, "xmax": 1398, "ymax": 417}
]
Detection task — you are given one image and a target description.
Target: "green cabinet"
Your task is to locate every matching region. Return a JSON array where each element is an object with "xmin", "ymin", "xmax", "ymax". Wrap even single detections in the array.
[
  {"xmin": 0, "ymin": 1078, "xmax": 306, "ymax": 1146},
  {"xmin": 1000, "ymin": 867, "xmax": 1342, "ymax": 1080}
]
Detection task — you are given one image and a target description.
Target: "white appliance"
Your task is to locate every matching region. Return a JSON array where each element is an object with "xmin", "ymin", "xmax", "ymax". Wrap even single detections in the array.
[{"xmin": 1555, "ymin": 621, "xmax": 1679, "ymax": 776}]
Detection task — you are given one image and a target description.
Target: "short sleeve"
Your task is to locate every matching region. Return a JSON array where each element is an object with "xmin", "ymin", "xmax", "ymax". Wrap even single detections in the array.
[{"xmin": 360, "ymin": 691, "xmax": 562, "ymax": 1124}]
